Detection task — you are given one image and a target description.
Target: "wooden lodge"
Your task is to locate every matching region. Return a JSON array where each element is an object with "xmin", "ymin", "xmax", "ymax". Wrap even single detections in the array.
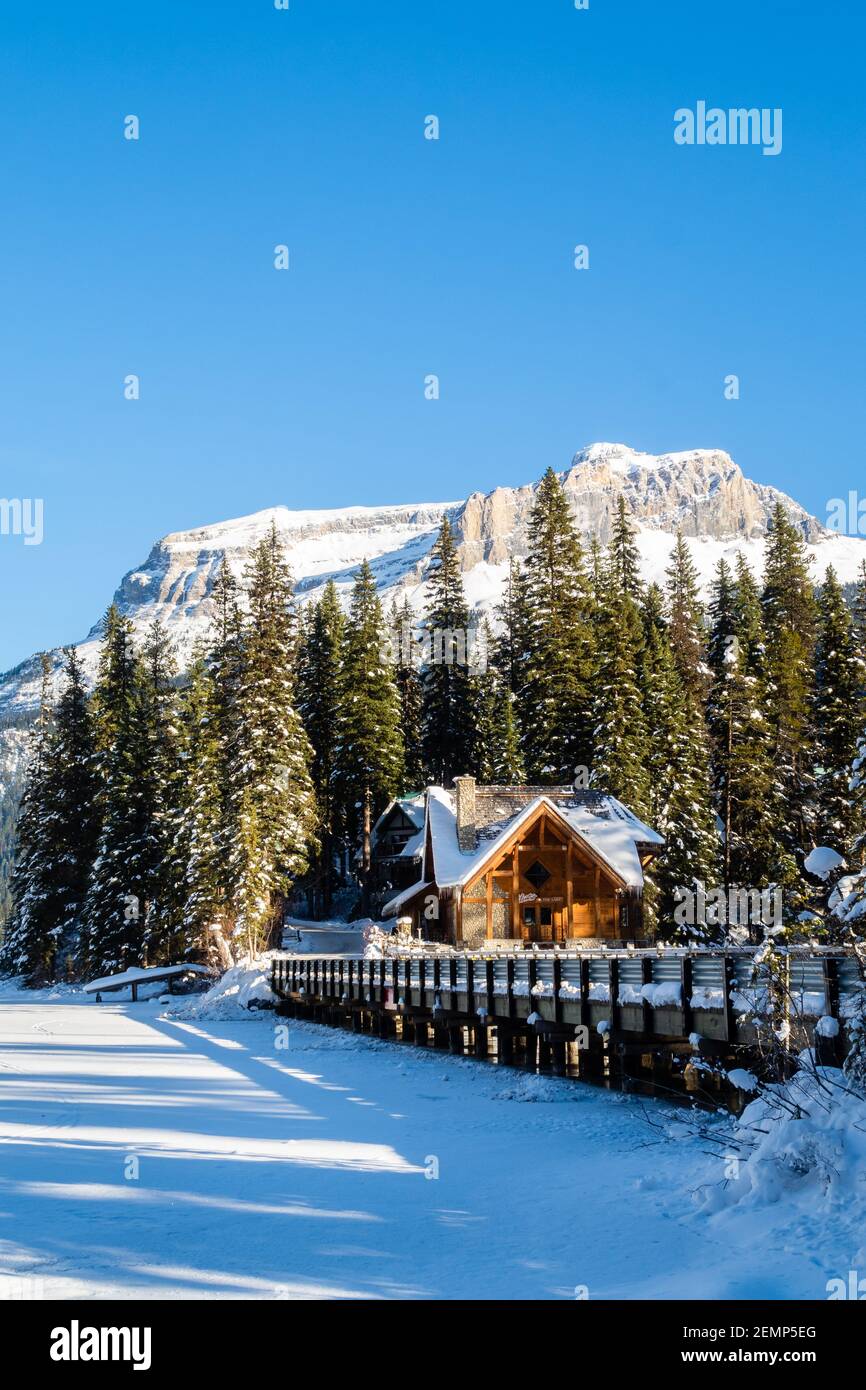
[{"xmin": 381, "ymin": 778, "xmax": 664, "ymax": 948}]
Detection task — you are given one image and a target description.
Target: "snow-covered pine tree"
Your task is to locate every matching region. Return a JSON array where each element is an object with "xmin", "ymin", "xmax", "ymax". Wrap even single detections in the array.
[
  {"xmin": 853, "ymin": 559, "xmax": 866, "ymax": 662},
  {"xmin": 813, "ymin": 565, "xmax": 865, "ymax": 854},
  {"xmin": 707, "ymin": 556, "xmax": 781, "ymax": 911},
  {"xmin": 0, "ymin": 655, "xmax": 58, "ymax": 980},
  {"xmin": 138, "ymin": 620, "xmax": 181, "ymax": 963},
  {"xmin": 169, "ymin": 644, "xmax": 224, "ymax": 963},
  {"xmin": 389, "ymin": 595, "xmax": 425, "ymax": 791},
  {"xmin": 335, "ymin": 559, "xmax": 404, "ymax": 846},
  {"xmin": 233, "ymin": 523, "xmax": 317, "ymax": 952},
  {"xmin": 587, "ymin": 537, "xmax": 607, "ymax": 610},
  {"xmin": 420, "ymin": 515, "xmax": 476, "ymax": 784},
  {"xmin": 591, "ymin": 586, "xmax": 650, "ymax": 820},
  {"xmin": 298, "ymin": 580, "xmax": 345, "ymax": 914},
  {"xmin": 665, "ymin": 530, "xmax": 707, "ymax": 703},
  {"xmin": 493, "ymin": 557, "xmax": 530, "ymax": 699},
  {"xmin": 608, "ymin": 495, "xmax": 642, "ymax": 603},
  {"xmin": 640, "ymin": 586, "xmax": 718, "ymax": 935},
  {"xmin": 207, "ymin": 559, "xmax": 245, "ymax": 934},
  {"xmin": 761, "ymin": 501, "xmax": 819, "ymax": 874},
  {"xmin": 516, "ymin": 467, "xmax": 596, "ymax": 782},
  {"xmin": 469, "ymin": 619, "xmax": 525, "ymax": 784},
  {"xmin": 82, "ymin": 605, "xmax": 153, "ymax": 975},
  {"xmin": 590, "ymin": 497, "xmax": 648, "ymax": 813},
  {"xmin": 39, "ymin": 647, "xmax": 99, "ymax": 974}
]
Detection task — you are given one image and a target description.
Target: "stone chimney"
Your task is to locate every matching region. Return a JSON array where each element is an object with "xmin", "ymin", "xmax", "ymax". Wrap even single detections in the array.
[{"xmin": 453, "ymin": 775, "xmax": 477, "ymax": 853}]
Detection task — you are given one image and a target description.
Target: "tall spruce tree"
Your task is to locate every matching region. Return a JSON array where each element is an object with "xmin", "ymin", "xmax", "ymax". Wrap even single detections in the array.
[
  {"xmin": 169, "ymin": 645, "xmax": 224, "ymax": 962},
  {"xmin": 298, "ymin": 581, "xmax": 345, "ymax": 913},
  {"xmin": 82, "ymin": 606, "xmax": 153, "ymax": 973},
  {"xmin": 707, "ymin": 556, "xmax": 780, "ymax": 904},
  {"xmin": 39, "ymin": 648, "xmax": 99, "ymax": 973},
  {"xmin": 138, "ymin": 620, "xmax": 181, "ymax": 962},
  {"xmin": 608, "ymin": 495, "xmax": 642, "ymax": 602},
  {"xmin": 590, "ymin": 498, "xmax": 648, "ymax": 812},
  {"xmin": 494, "ymin": 557, "xmax": 530, "ymax": 698},
  {"xmin": 420, "ymin": 515, "xmax": 476, "ymax": 783},
  {"xmin": 853, "ymin": 559, "xmax": 866, "ymax": 664},
  {"xmin": 813, "ymin": 566, "xmax": 865, "ymax": 852},
  {"xmin": 335, "ymin": 560, "xmax": 405, "ymax": 844},
  {"xmin": 591, "ymin": 588, "xmax": 650, "ymax": 818},
  {"xmin": 640, "ymin": 587, "xmax": 718, "ymax": 934},
  {"xmin": 469, "ymin": 620, "xmax": 525, "ymax": 783},
  {"xmin": 516, "ymin": 467, "xmax": 596, "ymax": 781},
  {"xmin": 232, "ymin": 523, "xmax": 317, "ymax": 952},
  {"xmin": 665, "ymin": 530, "xmax": 707, "ymax": 702},
  {"xmin": 389, "ymin": 596, "xmax": 425, "ymax": 790},
  {"xmin": 208, "ymin": 560, "xmax": 245, "ymax": 935},
  {"xmin": 761, "ymin": 502, "xmax": 819, "ymax": 872},
  {"xmin": 0, "ymin": 656, "xmax": 60, "ymax": 980}
]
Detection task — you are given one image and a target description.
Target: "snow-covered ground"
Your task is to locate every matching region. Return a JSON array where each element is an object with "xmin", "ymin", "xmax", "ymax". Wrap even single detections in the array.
[{"xmin": 0, "ymin": 976, "xmax": 861, "ymax": 1300}]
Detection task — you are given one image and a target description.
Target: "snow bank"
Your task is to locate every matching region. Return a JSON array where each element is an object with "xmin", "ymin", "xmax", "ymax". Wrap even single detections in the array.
[
  {"xmin": 168, "ymin": 957, "xmax": 275, "ymax": 1020},
  {"xmin": 701, "ymin": 1057, "xmax": 866, "ymax": 1222}
]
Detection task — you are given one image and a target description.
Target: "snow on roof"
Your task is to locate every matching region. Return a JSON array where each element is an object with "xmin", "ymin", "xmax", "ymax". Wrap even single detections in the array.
[
  {"xmin": 371, "ymin": 794, "xmax": 426, "ymax": 844},
  {"xmin": 423, "ymin": 787, "xmax": 661, "ymax": 893},
  {"xmin": 381, "ymin": 880, "xmax": 432, "ymax": 918},
  {"xmin": 398, "ymin": 829, "xmax": 425, "ymax": 858}
]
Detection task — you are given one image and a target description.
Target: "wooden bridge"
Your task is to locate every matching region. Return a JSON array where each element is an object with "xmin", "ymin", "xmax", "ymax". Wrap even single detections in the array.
[{"xmin": 271, "ymin": 946, "xmax": 864, "ymax": 1099}]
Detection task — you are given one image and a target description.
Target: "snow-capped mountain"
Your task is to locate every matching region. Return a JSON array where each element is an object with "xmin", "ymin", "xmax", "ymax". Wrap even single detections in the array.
[{"xmin": 1, "ymin": 442, "xmax": 864, "ymax": 718}]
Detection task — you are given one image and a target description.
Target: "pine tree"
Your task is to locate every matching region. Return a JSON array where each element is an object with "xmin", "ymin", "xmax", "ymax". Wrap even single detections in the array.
[
  {"xmin": 813, "ymin": 566, "xmax": 865, "ymax": 853},
  {"xmin": 389, "ymin": 596, "xmax": 425, "ymax": 790},
  {"xmin": 0, "ymin": 656, "xmax": 58, "ymax": 980},
  {"xmin": 208, "ymin": 560, "xmax": 245, "ymax": 933},
  {"xmin": 335, "ymin": 560, "xmax": 404, "ymax": 844},
  {"xmin": 420, "ymin": 515, "xmax": 476, "ymax": 783},
  {"xmin": 170, "ymin": 645, "xmax": 224, "ymax": 962},
  {"xmin": 761, "ymin": 503, "xmax": 819, "ymax": 889},
  {"xmin": 640, "ymin": 587, "xmax": 718, "ymax": 934},
  {"xmin": 82, "ymin": 606, "xmax": 153, "ymax": 974},
  {"xmin": 494, "ymin": 558, "xmax": 529, "ymax": 697},
  {"xmin": 608, "ymin": 496, "xmax": 642, "ymax": 603},
  {"xmin": 587, "ymin": 537, "xmax": 607, "ymax": 610},
  {"xmin": 707, "ymin": 556, "xmax": 780, "ymax": 903},
  {"xmin": 852, "ymin": 559, "xmax": 866, "ymax": 664},
  {"xmin": 298, "ymin": 582, "xmax": 345, "ymax": 913},
  {"xmin": 40, "ymin": 648, "xmax": 99, "ymax": 972},
  {"xmin": 469, "ymin": 621, "xmax": 525, "ymax": 783},
  {"xmin": 138, "ymin": 620, "xmax": 181, "ymax": 962},
  {"xmin": 516, "ymin": 467, "xmax": 596, "ymax": 781},
  {"xmin": 591, "ymin": 589, "xmax": 650, "ymax": 818},
  {"xmin": 665, "ymin": 530, "xmax": 707, "ymax": 702},
  {"xmin": 232, "ymin": 523, "xmax": 317, "ymax": 952}
]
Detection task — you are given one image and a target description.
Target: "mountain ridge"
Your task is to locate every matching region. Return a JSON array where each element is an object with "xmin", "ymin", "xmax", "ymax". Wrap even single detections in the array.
[{"xmin": 1, "ymin": 442, "xmax": 861, "ymax": 719}]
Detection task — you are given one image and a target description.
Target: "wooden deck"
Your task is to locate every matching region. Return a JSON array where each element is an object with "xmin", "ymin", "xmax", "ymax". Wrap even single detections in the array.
[{"xmin": 272, "ymin": 947, "xmax": 863, "ymax": 1097}]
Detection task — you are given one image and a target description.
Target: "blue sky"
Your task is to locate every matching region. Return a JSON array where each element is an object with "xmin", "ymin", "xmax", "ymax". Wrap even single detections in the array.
[{"xmin": 0, "ymin": 0, "xmax": 863, "ymax": 671}]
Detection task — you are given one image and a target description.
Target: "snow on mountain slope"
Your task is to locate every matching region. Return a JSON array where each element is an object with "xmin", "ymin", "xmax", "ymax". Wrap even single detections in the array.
[{"xmin": 0, "ymin": 443, "xmax": 862, "ymax": 720}]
